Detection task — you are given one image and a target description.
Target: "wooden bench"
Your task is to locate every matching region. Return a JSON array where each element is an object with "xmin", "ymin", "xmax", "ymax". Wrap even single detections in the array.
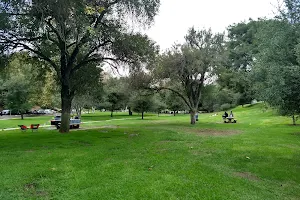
[{"xmin": 30, "ymin": 124, "xmax": 40, "ymax": 132}]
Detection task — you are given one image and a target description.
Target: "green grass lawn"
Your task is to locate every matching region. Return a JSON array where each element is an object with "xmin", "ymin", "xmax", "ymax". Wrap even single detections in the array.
[{"xmin": 0, "ymin": 104, "xmax": 299, "ymax": 199}]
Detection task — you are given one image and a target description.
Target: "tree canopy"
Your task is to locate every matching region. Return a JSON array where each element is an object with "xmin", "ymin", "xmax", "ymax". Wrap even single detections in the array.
[
  {"xmin": 152, "ymin": 27, "xmax": 224, "ymax": 124},
  {"xmin": 0, "ymin": 0, "xmax": 160, "ymax": 132}
]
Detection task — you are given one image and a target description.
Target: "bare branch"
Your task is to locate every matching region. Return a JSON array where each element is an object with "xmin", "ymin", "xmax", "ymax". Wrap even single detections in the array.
[
  {"xmin": 3, "ymin": 40, "xmax": 59, "ymax": 72},
  {"xmin": 151, "ymin": 86, "xmax": 192, "ymax": 110}
]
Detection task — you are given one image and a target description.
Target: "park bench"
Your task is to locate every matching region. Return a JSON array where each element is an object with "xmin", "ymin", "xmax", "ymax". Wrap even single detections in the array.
[{"xmin": 30, "ymin": 124, "xmax": 40, "ymax": 132}]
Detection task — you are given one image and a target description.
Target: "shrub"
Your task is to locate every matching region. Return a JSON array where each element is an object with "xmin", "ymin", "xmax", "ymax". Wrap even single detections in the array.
[
  {"xmin": 213, "ymin": 104, "xmax": 221, "ymax": 112},
  {"xmin": 220, "ymin": 103, "xmax": 231, "ymax": 111}
]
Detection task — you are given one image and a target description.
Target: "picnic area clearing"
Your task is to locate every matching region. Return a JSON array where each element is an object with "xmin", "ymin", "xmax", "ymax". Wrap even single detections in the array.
[{"xmin": 0, "ymin": 104, "xmax": 299, "ymax": 199}]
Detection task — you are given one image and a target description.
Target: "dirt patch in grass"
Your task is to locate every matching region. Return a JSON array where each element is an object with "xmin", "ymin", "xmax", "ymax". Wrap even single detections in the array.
[
  {"xmin": 24, "ymin": 182, "xmax": 38, "ymax": 191},
  {"xmin": 234, "ymin": 172, "xmax": 260, "ymax": 181},
  {"xmin": 70, "ymin": 125, "xmax": 120, "ymax": 131},
  {"xmin": 24, "ymin": 182, "xmax": 49, "ymax": 197},
  {"xmin": 181, "ymin": 128, "xmax": 242, "ymax": 136}
]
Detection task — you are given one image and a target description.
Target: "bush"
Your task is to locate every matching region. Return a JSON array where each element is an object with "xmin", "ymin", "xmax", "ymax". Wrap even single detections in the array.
[
  {"xmin": 220, "ymin": 103, "xmax": 231, "ymax": 111},
  {"xmin": 213, "ymin": 104, "xmax": 221, "ymax": 112}
]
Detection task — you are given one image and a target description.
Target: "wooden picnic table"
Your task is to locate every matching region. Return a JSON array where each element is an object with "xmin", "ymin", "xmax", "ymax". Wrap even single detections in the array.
[{"xmin": 224, "ymin": 117, "xmax": 237, "ymax": 123}]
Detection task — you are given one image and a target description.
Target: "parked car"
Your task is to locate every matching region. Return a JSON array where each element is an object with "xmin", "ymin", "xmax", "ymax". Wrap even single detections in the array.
[
  {"xmin": 1, "ymin": 110, "xmax": 10, "ymax": 115},
  {"xmin": 51, "ymin": 115, "xmax": 61, "ymax": 126},
  {"xmin": 37, "ymin": 109, "xmax": 45, "ymax": 114},
  {"xmin": 51, "ymin": 115, "xmax": 80, "ymax": 129},
  {"xmin": 44, "ymin": 109, "xmax": 54, "ymax": 114}
]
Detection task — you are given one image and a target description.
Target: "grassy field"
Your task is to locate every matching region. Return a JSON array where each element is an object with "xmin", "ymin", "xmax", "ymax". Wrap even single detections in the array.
[{"xmin": 0, "ymin": 103, "xmax": 299, "ymax": 199}]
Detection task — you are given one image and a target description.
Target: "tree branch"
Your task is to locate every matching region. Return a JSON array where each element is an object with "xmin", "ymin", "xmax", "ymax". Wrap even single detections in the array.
[
  {"xmin": 151, "ymin": 86, "xmax": 192, "ymax": 110},
  {"xmin": 70, "ymin": 40, "xmax": 113, "ymax": 74},
  {"xmin": 45, "ymin": 18, "xmax": 64, "ymax": 45},
  {"xmin": 3, "ymin": 40, "xmax": 59, "ymax": 73}
]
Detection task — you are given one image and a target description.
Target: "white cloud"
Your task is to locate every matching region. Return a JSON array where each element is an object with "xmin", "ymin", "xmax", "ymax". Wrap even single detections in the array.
[{"xmin": 146, "ymin": 0, "xmax": 281, "ymax": 50}]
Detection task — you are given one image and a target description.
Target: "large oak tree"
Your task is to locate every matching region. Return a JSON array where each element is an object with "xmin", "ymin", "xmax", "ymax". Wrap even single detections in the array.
[{"xmin": 0, "ymin": 0, "xmax": 159, "ymax": 132}]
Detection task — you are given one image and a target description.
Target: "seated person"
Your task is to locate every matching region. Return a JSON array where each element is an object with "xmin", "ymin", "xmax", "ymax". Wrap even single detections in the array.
[
  {"xmin": 222, "ymin": 111, "xmax": 228, "ymax": 120},
  {"xmin": 229, "ymin": 111, "xmax": 234, "ymax": 118}
]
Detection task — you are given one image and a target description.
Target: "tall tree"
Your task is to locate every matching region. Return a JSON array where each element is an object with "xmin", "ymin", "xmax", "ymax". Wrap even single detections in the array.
[
  {"xmin": 131, "ymin": 95, "xmax": 153, "ymax": 120},
  {"xmin": 107, "ymin": 92, "xmax": 126, "ymax": 117},
  {"xmin": 218, "ymin": 20, "xmax": 263, "ymax": 106},
  {"xmin": 4, "ymin": 75, "xmax": 31, "ymax": 119},
  {"xmin": 152, "ymin": 28, "xmax": 224, "ymax": 124},
  {"xmin": 152, "ymin": 93, "xmax": 167, "ymax": 116},
  {"xmin": 253, "ymin": 17, "xmax": 300, "ymax": 124},
  {"xmin": 0, "ymin": 0, "xmax": 159, "ymax": 132},
  {"xmin": 281, "ymin": 0, "xmax": 300, "ymax": 24},
  {"xmin": 166, "ymin": 92, "xmax": 186, "ymax": 116}
]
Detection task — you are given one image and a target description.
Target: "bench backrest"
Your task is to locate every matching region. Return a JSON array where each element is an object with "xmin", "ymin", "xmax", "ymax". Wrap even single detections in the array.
[{"xmin": 30, "ymin": 124, "xmax": 40, "ymax": 129}]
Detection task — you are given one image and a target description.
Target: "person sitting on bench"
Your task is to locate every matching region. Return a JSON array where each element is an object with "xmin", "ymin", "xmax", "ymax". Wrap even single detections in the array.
[{"xmin": 222, "ymin": 111, "xmax": 228, "ymax": 120}]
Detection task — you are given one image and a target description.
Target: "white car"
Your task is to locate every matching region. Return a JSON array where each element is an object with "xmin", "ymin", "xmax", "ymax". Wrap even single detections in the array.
[
  {"xmin": 1, "ymin": 110, "xmax": 10, "ymax": 115},
  {"xmin": 37, "ymin": 109, "xmax": 45, "ymax": 114},
  {"xmin": 44, "ymin": 109, "xmax": 54, "ymax": 114}
]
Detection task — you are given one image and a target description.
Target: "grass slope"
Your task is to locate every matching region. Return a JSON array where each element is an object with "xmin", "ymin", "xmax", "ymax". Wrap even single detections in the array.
[{"xmin": 0, "ymin": 103, "xmax": 299, "ymax": 199}]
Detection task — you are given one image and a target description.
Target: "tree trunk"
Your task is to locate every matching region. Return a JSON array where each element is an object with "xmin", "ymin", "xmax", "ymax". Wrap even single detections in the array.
[
  {"xmin": 292, "ymin": 115, "xmax": 296, "ymax": 125},
  {"xmin": 190, "ymin": 110, "xmax": 196, "ymax": 125},
  {"xmin": 174, "ymin": 110, "xmax": 176, "ymax": 116},
  {"xmin": 158, "ymin": 112, "xmax": 160, "ymax": 117},
  {"xmin": 21, "ymin": 113, "xmax": 24, "ymax": 120},
  {"xmin": 78, "ymin": 108, "xmax": 82, "ymax": 118},
  {"xmin": 128, "ymin": 107, "xmax": 133, "ymax": 116},
  {"xmin": 60, "ymin": 84, "xmax": 73, "ymax": 133},
  {"xmin": 111, "ymin": 108, "xmax": 113, "ymax": 117},
  {"xmin": 142, "ymin": 112, "xmax": 144, "ymax": 120}
]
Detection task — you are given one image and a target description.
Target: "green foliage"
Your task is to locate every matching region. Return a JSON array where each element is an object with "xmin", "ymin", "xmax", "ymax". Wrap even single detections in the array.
[
  {"xmin": 252, "ymin": 18, "xmax": 300, "ymax": 123},
  {"xmin": 153, "ymin": 28, "xmax": 224, "ymax": 124},
  {"xmin": 201, "ymin": 85, "xmax": 240, "ymax": 112},
  {"xmin": 281, "ymin": 0, "xmax": 300, "ymax": 23},
  {"xmin": 152, "ymin": 93, "xmax": 167, "ymax": 114},
  {"xmin": 166, "ymin": 92, "xmax": 186, "ymax": 113},
  {"xmin": 0, "ymin": 0, "xmax": 160, "ymax": 132},
  {"xmin": 0, "ymin": 78, "xmax": 6, "ymax": 109},
  {"xmin": 107, "ymin": 92, "xmax": 126, "ymax": 110},
  {"xmin": 102, "ymin": 76, "xmax": 130, "ymax": 115},
  {"xmin": 220, "ymin": 103, "xmax": 232, "ymax": 111},
  {"xmin": 131, "ymin": 95, "xmax": 153, "ymax": 119},
  {"xmin": 4, "ymin": 76, "xmax": 31, "ymax": 118},
  {"xmin": 2, "ymin": 53, "xmax": 58, "ymax": 109},
  {"xmin": 218, "ymin": 20, "xmax": 263, "ymax": 106},
  {"xmin": 226, "ymin": 19, "xmax": 262, "ymax": 70}
]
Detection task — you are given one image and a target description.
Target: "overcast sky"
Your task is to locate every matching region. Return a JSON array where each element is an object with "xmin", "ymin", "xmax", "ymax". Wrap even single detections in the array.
[{"xmin": 145, "ymin": 0, "xmax": 281, "ymax": 50}]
